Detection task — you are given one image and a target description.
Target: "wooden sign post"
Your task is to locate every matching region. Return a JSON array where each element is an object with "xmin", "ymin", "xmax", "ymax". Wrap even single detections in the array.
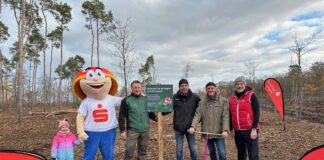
[
  {"xmin": 146, "ymin": 85, "xmax": 173, "ymax": 160},
  {"xmin": 158, "ymin": 112, "xmax": 163, "ymax": 160}
]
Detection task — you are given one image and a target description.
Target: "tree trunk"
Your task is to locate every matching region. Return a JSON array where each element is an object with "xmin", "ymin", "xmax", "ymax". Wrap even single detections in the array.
[
  {"xmin": 14, "ymin": 64, "xmax": 19, "ymax": 110},
  {"xmin": 53, "ymin": 85, "xmax": 56, "ymax": 107},
  {"xmin": 17, "ymin": 0, "xmax": 26, "ymax": 122},
  {"xmin": 96, "ymin": 19, "xmax": 99, "ymax": 67},
  {"xmin": 41, "ymin": 6, "xmax": 48, "ymax": 112},
  {"xmin": 298, "ymin": 87, "xmax": 304, "ymax": 119},
  {"xmin": 49, "ymin": 43, "xmax": 53, "ymax": 105},
  {"xmin": 123, "ymin": 56, "xmax": 128, "ymax": 96},
  {"xmin": 31, "ymin": 56, "xmax": 36, "ymax": 110},
  {"xmin": 29, "ymin": 59, "xmax": 32, "ymax": 108},
  {"xmin": 58, "ymin": 28, "xmax": 63, "ymax": 110},
  {"xmin": 32, "ymin": 56, "xmax": 38, "ymax": 109},
  {"xmin": 297, "ymin": 52, "xmax": 301, "ymax": 67},
  {"xmin": 4, "ymin": 76, "xmax": 7, "ymax": 107},
  {"xmin": 90, "ymin": 18, "xmax": 94, "ymax": 66},
  {"xmin": 67, "ymin": 79, "xmax": 70, "ymax": 103},
  {"xmin": 0, "ymin": 53, "xmax": 3, "ymax": 111}
]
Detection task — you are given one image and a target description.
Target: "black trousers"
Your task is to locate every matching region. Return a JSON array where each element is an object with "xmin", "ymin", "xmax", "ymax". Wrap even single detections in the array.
[{"xmin": 234, "ymin": 130, "xmax": 259, "ymax": 160}]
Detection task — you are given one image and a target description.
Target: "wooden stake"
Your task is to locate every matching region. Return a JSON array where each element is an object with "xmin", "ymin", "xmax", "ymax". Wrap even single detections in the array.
[{"xmin": 158, "ymin": 112, "xmax": 163, "ymax": 160}]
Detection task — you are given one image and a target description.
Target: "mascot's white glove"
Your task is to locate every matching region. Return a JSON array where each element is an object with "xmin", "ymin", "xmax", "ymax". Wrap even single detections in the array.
[{"xmin": 76, "ymin": 114, "xmax": 88, "ymax": 142}]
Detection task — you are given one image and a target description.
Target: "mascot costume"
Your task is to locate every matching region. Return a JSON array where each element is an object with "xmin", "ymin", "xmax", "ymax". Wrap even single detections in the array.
[{"xmin": 73, "ymin": 66, "xmax": 121, "ymax": 160}]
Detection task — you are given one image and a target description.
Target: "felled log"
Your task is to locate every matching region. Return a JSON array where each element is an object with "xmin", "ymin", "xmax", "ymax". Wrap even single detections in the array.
[
  {"xmin": 28, "ymin": 110, "xmax": 77, "ymax": 117},
  {"xmin": 45, "ymin": 110, "xmax": 78, "ymax": 117},
  {"xmin": 28, "ymin": 111, "xmax": 49, "ymax": 115}
]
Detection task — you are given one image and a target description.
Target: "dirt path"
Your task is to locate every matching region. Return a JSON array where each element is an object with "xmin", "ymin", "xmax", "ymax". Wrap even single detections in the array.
[{"xmin": 0, "ymin": 107, "xmax": 323, "ymax": 159}]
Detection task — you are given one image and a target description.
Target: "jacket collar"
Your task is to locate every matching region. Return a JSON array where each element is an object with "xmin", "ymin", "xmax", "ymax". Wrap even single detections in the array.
[
  {"xmin": 131, "ymin": 92, "xmax": 143, "ymax": 97},
  {"xmin": 177, "ymin": 89, "xmax": 192, "ymax": 98},
  {"xmin": 235, "ymin": 86, "xmax": 253, "ymax": 97},
  {"xmin": 57, "ymin": 130, "xmax": 71, "ymax": 137}
]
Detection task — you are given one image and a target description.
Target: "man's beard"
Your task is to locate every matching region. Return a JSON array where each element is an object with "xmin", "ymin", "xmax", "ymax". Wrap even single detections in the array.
[{"xmin": 237, "ymin": 88, "xmax": 245, "ymax": 93}]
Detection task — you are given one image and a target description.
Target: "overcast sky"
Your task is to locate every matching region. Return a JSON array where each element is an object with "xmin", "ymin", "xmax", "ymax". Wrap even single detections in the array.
[{"xmin": 1, "ymin": 0, "xmax": 324, "ymax": 92}]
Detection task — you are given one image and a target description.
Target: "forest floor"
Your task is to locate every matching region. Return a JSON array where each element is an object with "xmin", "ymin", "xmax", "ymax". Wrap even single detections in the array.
[{"xmin": 0, "ymin": 105, "xmax": 323, "ymax": 160}]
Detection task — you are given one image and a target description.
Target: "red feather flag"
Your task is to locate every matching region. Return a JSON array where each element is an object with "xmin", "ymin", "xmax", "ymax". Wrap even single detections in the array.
[
  {"xmin": 264, "ymin": 78, "xmax": 285, "ymax": 128},
  {"xmin": 0, "ymin": 150, "xmax": 46, "ymax": 160},
  {"xmin": 301, "ymin": 145, "xmax": 324, "ymax": 160}
]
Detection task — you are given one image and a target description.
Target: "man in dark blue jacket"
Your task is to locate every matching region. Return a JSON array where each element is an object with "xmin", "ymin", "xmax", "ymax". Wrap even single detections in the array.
[{"xmin": 168, "ymin": 79, "xmax": 201, "ymax": 160}]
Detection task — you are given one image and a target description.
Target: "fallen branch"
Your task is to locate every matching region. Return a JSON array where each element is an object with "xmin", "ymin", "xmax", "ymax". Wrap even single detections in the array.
[
  {"xmin": 28, "ymin": 111, "xmax": 48, "ymax": 116},
  {"xmin": 46, "ymin": 110, "xmax": 78, "ymax": 117},
  {"xmin": 28, "ymin": 110, "xmax": 78, "ymax": 117}
]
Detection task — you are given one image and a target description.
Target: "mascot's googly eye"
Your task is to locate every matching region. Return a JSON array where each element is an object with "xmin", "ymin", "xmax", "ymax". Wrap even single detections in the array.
[
  {"xmin": 86, "ymin": 70, "xmax": 95, "ymax": 80},
  {"xmin": 95, "ymin": 69, "xmax": 105, "ymax": 80}
]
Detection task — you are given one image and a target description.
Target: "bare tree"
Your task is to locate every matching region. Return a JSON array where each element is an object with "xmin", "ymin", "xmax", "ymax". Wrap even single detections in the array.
[
  {"xmin": 244, "ymin": 61, "xmax": 259, "ymax": 84},
  {"xmin": 110, "ymin": 18, "xmax": 136, "ymax": 96},
  {"xmin": 289, "ymin": 32, "xmax": 320, "ymax": 68},
  {"xmin": 183, "ymin": 63, "xmax": 193, "ymax": 79},
  {"xmin": 288, "ymin": 31, "xmax": 321, "ymax": 116}
]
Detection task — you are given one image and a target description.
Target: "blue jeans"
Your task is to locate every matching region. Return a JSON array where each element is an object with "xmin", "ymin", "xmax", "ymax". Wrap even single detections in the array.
[
  {"xmin": 207, "ymin": 138, "xmax": 226, "ymax": 160},
  {"xmin": 175, "ymin": 130, "xmax": 198, "ymax": 160},
  {"xmin": 84, "ymin": 128, "xmax": 116, "ymax": 160}
]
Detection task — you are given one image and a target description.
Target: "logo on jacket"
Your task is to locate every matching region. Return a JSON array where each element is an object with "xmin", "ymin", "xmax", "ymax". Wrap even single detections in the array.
[
  {"xmin": 93, "ymin": 104, "xmax": 108, "ymax": 122},
  {"xmin": 275, "ymin": 91, "xmax": 281, "ymax": 96}
]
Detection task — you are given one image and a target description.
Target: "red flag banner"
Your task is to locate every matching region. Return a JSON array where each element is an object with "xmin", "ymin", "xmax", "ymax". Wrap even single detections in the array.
[
  {"xmin": 0, "ymin": 150, "xmax": 46, "ymax": 160},
  {"xmin": 264, "ymin": 78, "xmax": 284, "ymax": 121},
  {"xmin": 300, "ymin": 145, "xmax": 324, "ymax": 160}
]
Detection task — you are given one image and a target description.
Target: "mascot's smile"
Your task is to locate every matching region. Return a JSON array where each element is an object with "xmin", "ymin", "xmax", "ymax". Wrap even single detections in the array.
[{"xmin": 88, "ymin": 83, "xmax": 104, "ymax": 89}]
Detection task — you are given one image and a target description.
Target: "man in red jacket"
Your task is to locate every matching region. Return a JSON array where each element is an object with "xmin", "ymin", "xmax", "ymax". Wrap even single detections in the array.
[{"xmin": 229, "ymin": 76, "xmax": 260, "ymax": 160}]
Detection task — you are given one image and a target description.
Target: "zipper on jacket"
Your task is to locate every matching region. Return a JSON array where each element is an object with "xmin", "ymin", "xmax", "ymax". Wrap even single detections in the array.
[
  {"xmin": 137, "ymin": 98, "xmax": 145, "ymax": 129},
  {"xmin": 64, "ymin": 137, "xmax": 67, "ymax": 158},
  {"xmin": 234, "ymin": 96, "xmax": 241, "ymax": 130}
]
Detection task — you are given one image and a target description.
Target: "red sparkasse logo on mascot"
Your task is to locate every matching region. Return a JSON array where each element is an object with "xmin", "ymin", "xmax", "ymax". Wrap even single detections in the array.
[{"xmin": 93, "ymin": 104, "xmax": 109, "ymax": 122}]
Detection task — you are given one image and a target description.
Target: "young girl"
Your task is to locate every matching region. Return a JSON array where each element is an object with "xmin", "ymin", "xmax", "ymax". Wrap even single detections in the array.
[{"xmin": 51, "ymin": 118, "xmax": 80, "ymax": 160}]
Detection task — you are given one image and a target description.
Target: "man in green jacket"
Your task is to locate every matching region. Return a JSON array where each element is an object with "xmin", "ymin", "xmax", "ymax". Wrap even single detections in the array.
[
  {"xmin": 118, "ymin": 80, "xmax": 157, "ymax": 160},
  {"xmin": 188, "ymin": 82, "xmax": 229, "ymax": 160}
]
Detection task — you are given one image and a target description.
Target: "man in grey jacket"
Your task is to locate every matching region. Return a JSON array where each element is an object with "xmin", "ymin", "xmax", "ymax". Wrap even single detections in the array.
[{"xmin": 188, "ymin": 82, "xmax": 229, "ymax": 160}]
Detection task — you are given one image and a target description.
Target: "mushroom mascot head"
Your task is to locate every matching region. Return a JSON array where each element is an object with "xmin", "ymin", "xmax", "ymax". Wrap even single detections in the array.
[{"xmin": 73, "ymin": 66, "xmax": 122, "ymax": 160}]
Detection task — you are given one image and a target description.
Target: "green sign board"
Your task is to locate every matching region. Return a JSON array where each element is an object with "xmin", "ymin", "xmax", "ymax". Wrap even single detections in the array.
[{"xmin": 146, "ymin": 84, "xmax": 173, "ymax": 112}]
